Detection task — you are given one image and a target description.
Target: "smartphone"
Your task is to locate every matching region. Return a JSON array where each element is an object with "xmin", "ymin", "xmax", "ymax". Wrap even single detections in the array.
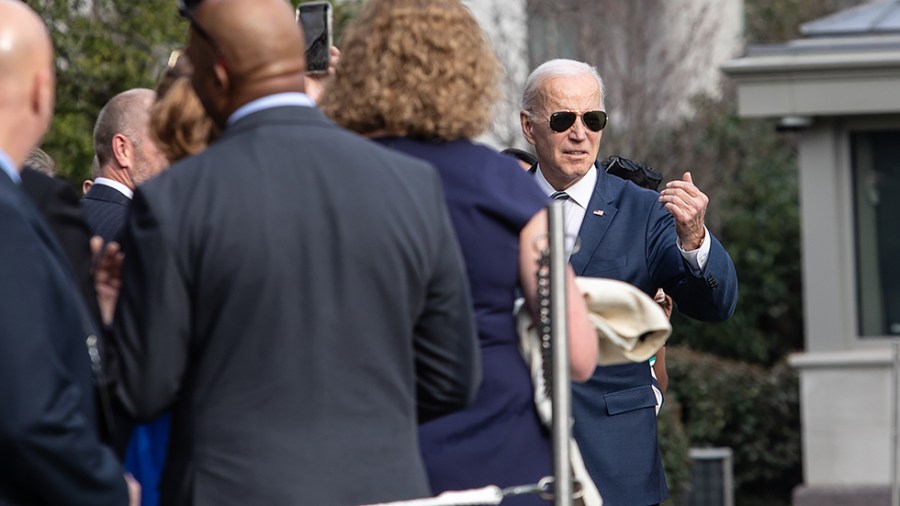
[{"xmin": 296, "ymin": 1, "xmax": 332, "ymax": 74}]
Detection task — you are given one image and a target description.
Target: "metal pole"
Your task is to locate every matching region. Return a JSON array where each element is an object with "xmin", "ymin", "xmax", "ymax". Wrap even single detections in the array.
[
  {"xmin": 548, "ymin": 201, "xmax": 572, "ymax": 506},
  {"xmin": 892, "ymin": 341, "xmax": 899, "ymax": 506}
]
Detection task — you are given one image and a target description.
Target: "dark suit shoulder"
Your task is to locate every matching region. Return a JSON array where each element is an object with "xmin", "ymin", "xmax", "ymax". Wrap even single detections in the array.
[
  {"xmin": 80, "ymin": 184, "xmax": 130, "ymax": 242},
  {"xmin": 20, "ymin": 169, "xmax": 78, "ymax": 207},
  {"xmin": 82, "ymin": 184, "xmax": 130, "ymax": 206}
]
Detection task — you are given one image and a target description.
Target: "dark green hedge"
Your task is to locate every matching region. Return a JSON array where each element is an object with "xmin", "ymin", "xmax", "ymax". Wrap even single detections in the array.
[{"xmin": 658, "ymin": 346, "xmax": 802, "ymax": 505}]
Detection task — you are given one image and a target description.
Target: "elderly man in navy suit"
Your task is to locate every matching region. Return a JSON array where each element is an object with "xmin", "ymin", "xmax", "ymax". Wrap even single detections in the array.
[
  {"xmin": 520, "ymin": 58, "xmax": 738, "ymax": 505},
  {"xmin": 81, "ymin": 88, "xmax": 168, "ymax": 242},
  {"xmin": 0, "ymin": 1, "xmax": 137, "ymax": 504}
]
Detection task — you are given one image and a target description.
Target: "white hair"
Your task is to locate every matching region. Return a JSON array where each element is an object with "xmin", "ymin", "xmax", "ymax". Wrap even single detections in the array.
[{"xmin": 520, "ymin": 59, "xmax": 605, "ymax": 113}]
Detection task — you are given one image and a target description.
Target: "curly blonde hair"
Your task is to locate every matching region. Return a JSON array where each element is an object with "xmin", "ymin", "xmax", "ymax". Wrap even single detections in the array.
[
  {"xmin": 320, "ymin": 0, "xmax": 500, "ymax": 141},
  {"xmin": 150, "ymin": 53, "xmax": 219, "ymax": 162}
]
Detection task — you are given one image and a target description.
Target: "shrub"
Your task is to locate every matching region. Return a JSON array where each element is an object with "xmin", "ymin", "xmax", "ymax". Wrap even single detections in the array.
[
  {"xmin": 662, "ymin": 346, "xmax": 802, "ymax": 504},
  {"xmin": 658, "ymin": 393, "xmax": 692, "ymax": 501}
]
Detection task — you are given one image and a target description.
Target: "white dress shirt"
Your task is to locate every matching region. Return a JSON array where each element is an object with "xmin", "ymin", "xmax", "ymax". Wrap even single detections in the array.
[{"xmin": 92, "ymin": 177, "xmax": 134, "ymax": 199}]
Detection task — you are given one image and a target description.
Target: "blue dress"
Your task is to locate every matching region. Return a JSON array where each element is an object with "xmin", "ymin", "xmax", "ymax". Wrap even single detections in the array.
[
  {"xmin": 375, "ymin": 137, "xmax": 551, "ymax": 504},
  {"xmin": 124, "ymin": 415, "xmax": 170, "ymax": 506}
]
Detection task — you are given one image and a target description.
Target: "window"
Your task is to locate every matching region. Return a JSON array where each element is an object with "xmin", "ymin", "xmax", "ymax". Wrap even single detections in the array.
[{"xmin": 853, "ymin": 130, "xmax": 900, "ymax": 336}]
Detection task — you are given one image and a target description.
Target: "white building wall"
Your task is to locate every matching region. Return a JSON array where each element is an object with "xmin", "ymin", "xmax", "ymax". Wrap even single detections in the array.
[
  {"xmin": 463, "ymin": 0, "xmax": 530, "ymax": 150},
  {"xmin": 661, "ymin": 0, "xmax": 744, "ymax": 104}
]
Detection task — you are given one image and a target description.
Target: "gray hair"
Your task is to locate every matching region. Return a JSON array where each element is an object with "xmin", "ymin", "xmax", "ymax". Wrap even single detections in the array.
[
  {"xmin": 93, "ymin": 88, "xmax": 156, "ymax": 168},
  {"xmin": 23, "ymin": 148, "xmax": 56, "ymax": 177},
  {"xmin": 90, "ymin": 154, "xmax": 101, "ymax": 179},
  {"xmin": 520, "ymin": 59, "xmax": 605, "ymax": 114}
]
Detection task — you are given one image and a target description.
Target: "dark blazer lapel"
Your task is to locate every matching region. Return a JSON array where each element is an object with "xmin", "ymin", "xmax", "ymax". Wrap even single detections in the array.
[{"xmin": 571, "ymin": 167, "xmax": 619, "ymax": 275}]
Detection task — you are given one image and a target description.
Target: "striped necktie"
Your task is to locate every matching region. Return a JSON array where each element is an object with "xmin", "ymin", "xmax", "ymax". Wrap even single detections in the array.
[{"xmin": 550, "ymin": 191, "xmax": 569, "ymax": 201}]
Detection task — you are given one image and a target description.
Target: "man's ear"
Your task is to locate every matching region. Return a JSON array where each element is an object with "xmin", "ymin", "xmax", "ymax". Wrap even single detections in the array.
[
  {"xmin": 111, "ymin": 133, "xmax": 133, "ymax": 169},
  {"xmin": 213, "ymin": 58, "xmax": 230, "ymax": 95},
  {"xmin": 31, "ymin": 69, "xmax": 55, "ymax": 126},
  {"xmin": 521, "ymin": 110, "xmax": 537, "ymax": 147}
]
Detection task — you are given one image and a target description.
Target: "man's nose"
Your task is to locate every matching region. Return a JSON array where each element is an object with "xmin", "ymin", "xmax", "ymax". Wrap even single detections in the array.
[{"xmin": 568, "ymin": 120, "xmax": 587, "ymax": 141}]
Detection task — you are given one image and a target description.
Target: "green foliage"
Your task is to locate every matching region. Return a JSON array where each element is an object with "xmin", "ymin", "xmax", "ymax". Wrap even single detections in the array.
[
  {"xmin": 744, "ymin": 0, "xmax": 862, "ymax": 44},
  {"xmin": 664, "ymin": 346, "xmax": 802, "ymax": 504},
  {"xmin": 33, "ymin": 0, "xmax": 186, "ymax": 184},
  {"xmin": 658, "ymin": 394, "xmax": 692, "ymax": 502},
  {"xmin": 34, "ymin": 0, "xmax": 362, "ymax": 185}
]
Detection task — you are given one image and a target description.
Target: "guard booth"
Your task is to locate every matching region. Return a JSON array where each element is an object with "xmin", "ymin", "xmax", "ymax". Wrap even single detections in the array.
[{"xmin": 722, "ymin": 1, "xmax": 900, "ymax": 504}]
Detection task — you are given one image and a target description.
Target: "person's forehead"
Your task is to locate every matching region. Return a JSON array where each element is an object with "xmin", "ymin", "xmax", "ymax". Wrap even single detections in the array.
[{"xmin": 539, "ymin": 75, "xmax": 601, "ymax": 110}]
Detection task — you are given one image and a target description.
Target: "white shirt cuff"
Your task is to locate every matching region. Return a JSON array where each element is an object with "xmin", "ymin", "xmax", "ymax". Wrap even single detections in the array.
[{"xmin": 677, "ymin": 225, "xmax": 711, "ymax": 275}]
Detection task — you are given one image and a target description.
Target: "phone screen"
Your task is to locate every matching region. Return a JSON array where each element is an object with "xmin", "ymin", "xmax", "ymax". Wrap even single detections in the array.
[{"xmin": 297, "ymin": 2, "xmax": 331, "ymax": 74}]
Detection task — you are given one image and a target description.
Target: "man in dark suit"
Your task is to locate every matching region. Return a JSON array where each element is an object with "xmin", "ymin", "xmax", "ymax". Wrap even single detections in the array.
[
  {"xmin": 0, "ymin": 1, "xmax": 135, "ymax": 504},
  {"xmin": 108, "ymin": 0, "xmax": 479, "ymax": 504},
  {"xmin": 82, "ymin": 88, "xmax": 168, "ymax": 242},
  {"xmin": 20, "ymin": 167, "xmax": 103, "ymax": 326},
  {"xmin": 520, "ymin": 59, "xmax": 738, "ymax": 505}
]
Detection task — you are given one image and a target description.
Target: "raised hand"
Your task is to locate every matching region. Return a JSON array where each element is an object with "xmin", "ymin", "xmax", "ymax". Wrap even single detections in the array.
[
  {"xmin": 659, "ymin": 171, "xmax": 708, "ymax": 251},
  {"xmin": 305, "ymin": 46, "xmax": 341, "ymax": 104},
  {"xmin": 91, "ymin": 236, "xmax": 124, "ymax": 326}
]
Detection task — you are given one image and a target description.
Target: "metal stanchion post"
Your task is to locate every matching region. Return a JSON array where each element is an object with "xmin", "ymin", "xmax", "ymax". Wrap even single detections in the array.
[
  {"xmin": 548, "ymin": 201, "xmax": 572, "ymax": 506},
  {"xmin": 892, "ymin": 341, "xmax": 899, "ymax": 506}
]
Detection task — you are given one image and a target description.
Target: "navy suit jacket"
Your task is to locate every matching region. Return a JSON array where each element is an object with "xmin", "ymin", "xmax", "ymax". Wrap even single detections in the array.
[
  {"xmin": 81, "ymin": 183, "xmax": 131, "ymax": 242},
  {"xmin": 0, "ymin": 171, "xmax": 127, "ymax": 505},
  {"xmin": 567, "ymin": 165, "xmax": 737, "ymax": 505},
  {"xmin": 20, "ymin": 168, "xmax": 103, "ymax": 333}
]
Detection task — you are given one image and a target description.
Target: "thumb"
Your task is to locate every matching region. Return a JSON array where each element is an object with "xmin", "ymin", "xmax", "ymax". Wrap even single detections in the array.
[
  {"xmin": 682, "ymin": 171, "xmax": 693, "ymax": 184},
  {"xmin": 90, "ymin": 235, "xmax": 104, "ymax": 258}
]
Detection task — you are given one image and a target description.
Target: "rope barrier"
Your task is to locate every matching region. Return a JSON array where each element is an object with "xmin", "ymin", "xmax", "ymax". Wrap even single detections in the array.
[{"xmin": 357, "ymin": 476, "xmax": 585, "ymax": 506}]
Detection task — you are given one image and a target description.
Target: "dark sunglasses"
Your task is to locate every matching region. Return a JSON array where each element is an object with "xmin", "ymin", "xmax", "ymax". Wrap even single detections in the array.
[
  {"xmin": 177, "ymin": 0, "xmax": 221, "ymax": 56},
  {"xmin": 549, "ymin": 110, "xmax": 608, "ymax": 133}
]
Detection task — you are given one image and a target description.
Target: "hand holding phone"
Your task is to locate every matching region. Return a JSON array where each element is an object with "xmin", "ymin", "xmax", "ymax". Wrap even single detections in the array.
[{"xmin": 296, "ymin": 1, "xmax": 333, "ymax": 74}]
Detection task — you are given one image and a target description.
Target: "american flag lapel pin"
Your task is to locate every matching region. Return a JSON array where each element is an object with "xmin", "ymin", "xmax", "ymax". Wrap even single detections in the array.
[{"xmin": 593, "ymin": 210, "xmax": 605, "ymax": 216}]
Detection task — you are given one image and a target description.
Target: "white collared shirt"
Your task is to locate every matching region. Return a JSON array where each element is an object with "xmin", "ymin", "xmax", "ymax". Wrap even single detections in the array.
[
  {"xmin": 534, "ymin": 165, "xmax": 596, "ymax": 255},
  {"xmin": 92, "ymin": 177, "xmax": 134, "ymax": 199},
  {"xmin": 227, "ymin": 92, "xmax": 316, "ymax": 127},
  {"xmin": 533, "ymin": 164, "xmax": 710, "ymax": 273}
]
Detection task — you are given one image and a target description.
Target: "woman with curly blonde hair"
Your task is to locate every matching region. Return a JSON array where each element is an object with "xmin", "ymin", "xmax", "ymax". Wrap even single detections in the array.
[{"xmin": 321, "ymin": 0, "xmax": 597, "ymax": 501}]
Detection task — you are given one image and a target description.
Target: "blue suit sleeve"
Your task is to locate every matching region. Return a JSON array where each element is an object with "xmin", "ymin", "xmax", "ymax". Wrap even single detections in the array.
[{"xmin": 646, "ymin": 203, "xmax": 738, "ymax": 322}]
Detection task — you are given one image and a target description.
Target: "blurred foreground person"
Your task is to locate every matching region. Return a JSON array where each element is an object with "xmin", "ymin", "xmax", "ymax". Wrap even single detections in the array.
[
  {"xmin": 0, "ymin": 1, "xmax": 136, "ymax": 504},
  {"xmin": 20, "ymin": 151, "xmax": 103, "ymax": 341},
  {"xmin": 109, "ymin": 0, "xmax": 479, "ymax": 504},
  {"xmin": 322, "ymin": 0, "xmax": 597, "ymax": 502}
]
